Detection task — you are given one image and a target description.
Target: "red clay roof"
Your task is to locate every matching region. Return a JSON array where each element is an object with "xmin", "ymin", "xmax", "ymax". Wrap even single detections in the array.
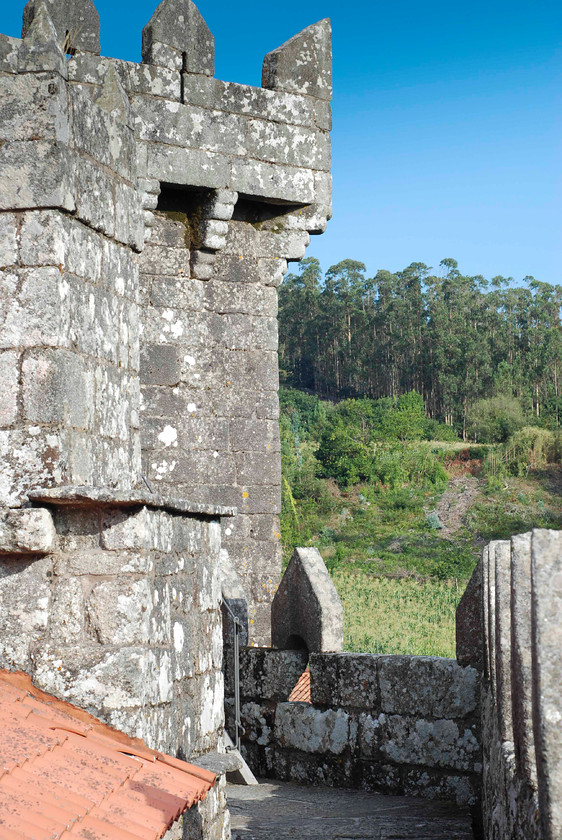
[
  {"xmin": 0, "ymin": 670, "xmax": 216, "ymax": 840},
  {"xmin": 288, "ymin": 669, "xmax": 311, "ymax": 703}
]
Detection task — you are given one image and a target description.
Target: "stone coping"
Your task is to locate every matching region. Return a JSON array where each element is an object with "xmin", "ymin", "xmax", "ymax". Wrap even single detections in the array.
[{"xmin": 28, "ymin": 485, "xmax": 236, "ymax": 518}]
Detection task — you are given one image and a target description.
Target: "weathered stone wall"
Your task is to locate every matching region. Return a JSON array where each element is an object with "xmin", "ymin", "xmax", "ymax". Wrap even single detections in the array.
[
  {"xmin": 0, "ymin": 493, "xmax": 230, "ymax": 760},
  {"xmin": 6, "ymin": 2, "xmax": 333, "ymax": 646},
  {"xmin": 229, "ymin": 648, "xmax": 481, "ymax": 807},
  {"xmin": 0, "ymin": 5, "xmax": 332, "ymax": 836},
  {"xmin": 457, "ymin": 529, "xmax": 562, "ymax": 840}
]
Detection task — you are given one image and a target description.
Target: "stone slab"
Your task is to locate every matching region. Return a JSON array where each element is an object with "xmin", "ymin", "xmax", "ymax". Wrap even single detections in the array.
[{"xmin": 29, "ymin": 485, "xmax": 236, "ymax": 517}]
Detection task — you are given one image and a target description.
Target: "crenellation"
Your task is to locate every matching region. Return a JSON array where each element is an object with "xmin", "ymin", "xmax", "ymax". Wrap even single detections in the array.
[{"xmin": 22, "ymin": 0, "xmax": 101, "ymax": 56}]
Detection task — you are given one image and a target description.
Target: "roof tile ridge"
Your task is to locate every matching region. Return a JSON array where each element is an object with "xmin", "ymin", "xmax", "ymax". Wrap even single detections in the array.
[{"xmin": 154, "ymin": 753, "xmax": 217, "ymax": 785}]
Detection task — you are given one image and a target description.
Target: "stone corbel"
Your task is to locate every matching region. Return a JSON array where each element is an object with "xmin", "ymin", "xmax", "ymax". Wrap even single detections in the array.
[
  {"xmin": 190, "ymin": 189, "xmax": 238, "ymax": 279},
  {"xmin": 0, "ymin": 508, "xmax": 56, "ymax": 555}
]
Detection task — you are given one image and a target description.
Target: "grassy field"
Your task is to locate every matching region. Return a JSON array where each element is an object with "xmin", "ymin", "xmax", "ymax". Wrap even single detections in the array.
[
  {"xmin": 333, "ymin": 571, "xmax": 460, "ymax": 658},
  {"xmin": 301, "ymin": 464, "xmax": 562, "ymax": 657}
]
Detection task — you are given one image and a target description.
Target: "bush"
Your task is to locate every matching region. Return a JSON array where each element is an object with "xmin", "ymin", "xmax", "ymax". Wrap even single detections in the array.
[
  {"xmin": 423, "ymin": 418, "xmax": 459, "ymax": 441},
  {"xmin": 466, "ymin": 395, "xmax": 525, "ymax": 443},
  {"xmin": 504, "ymin": 427, "xmax": 559, "ymax": 476}
]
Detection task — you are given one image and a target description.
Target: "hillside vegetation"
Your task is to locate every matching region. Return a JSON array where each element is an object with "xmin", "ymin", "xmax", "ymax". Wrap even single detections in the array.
[
  {"xmin": 279, "ymin": 390, "xmax": 562, "ymax": 658},
  {"xmin": 278, "ymin": 258, "xmax": 562, "ymax": 656}
]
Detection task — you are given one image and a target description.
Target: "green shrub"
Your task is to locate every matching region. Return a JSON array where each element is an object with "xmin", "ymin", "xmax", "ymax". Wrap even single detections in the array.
[
  {"xmin": 423, "ymin": 418, "xmax": 459, "ymax": 441},
  {"xmin": 466, "ymin": 395, "xmax": 525, "ymax": 443}
]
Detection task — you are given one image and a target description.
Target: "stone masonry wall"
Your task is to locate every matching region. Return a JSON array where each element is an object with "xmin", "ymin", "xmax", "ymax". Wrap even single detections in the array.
[
  {"xmin": 0, "ymin": 494, "xmax": 229, "ymax": 760},
  {"xmin": 0, "ymin": 0, "xmax": 333, "ymax": 646},
  {"xmin": 230, "ymin": 647, "xmax": 481, "ymax": 807},
  {"xmin": 456, "ymin": 529, "xmax": 562, "ymax": 840}
]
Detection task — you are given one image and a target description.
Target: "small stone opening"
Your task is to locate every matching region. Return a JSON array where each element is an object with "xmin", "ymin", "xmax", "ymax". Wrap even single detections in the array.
[
  {"xmin": 232, "ymin": 195, "xmax": 307, "ymax": 227},
  {"xmin": 62, "ymin": 30, "xmax": 77, "ymax": 56},
  {"xmin": 155, "ymin": 183, "xmax": 213, "ymax": 250},
  {"xmin": 284, "ymin": 633, "xmax": 309, "ymax": 652}
]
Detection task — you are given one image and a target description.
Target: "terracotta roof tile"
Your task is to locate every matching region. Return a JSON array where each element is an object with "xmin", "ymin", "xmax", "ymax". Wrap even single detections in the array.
[
  {"xmin": 288, "ymin": 668, "xmax": 311, "ymax": 703},
  {"xmin": 0, "ymin": 671, "xmax": 216, "ymax": 840}
]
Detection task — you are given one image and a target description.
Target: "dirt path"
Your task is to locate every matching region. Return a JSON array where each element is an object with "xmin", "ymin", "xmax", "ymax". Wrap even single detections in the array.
[{"xmin": 434, "ymin": 476, "xmax": 481, "ymax": 540}]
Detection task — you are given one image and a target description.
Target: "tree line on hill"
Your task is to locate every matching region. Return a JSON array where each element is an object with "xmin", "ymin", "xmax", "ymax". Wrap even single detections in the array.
[{"xmin": 278, "ymin": 257, "xmax": 562, "ymax": 438}]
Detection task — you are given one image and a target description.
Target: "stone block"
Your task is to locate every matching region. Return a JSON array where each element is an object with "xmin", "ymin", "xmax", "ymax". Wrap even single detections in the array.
[
  {"xmin": 141, "ymin": 343, "xmax": 181, "ymax": 386},
  {"xmin": 0, "ymin": 350, "xmax": 19, "ymax": 427},
  {"xmin": 115, "ymin": 181, "xmax": 144, "ymax": 252},
  {"xmin": 34, "ymin": 645, "xmax": 173, "ymax": 712},
  {"xmin": 531, "ymin": 528, "xmax": 562, "ymax": 840},
  {"xmin": 139, "ymin": 243, "xmax": 189, "ymax": 276},
  {"xmin": 100, "ymin": 507, "xmax": 152, "ymax": 551},
  {"xmin": 272, "ymin": 547, "xmax": 343, "ymax": 653},
  {"xmin": 0, "ymin": 266, "xmax": 72, "ymax": 350},
  {"xmin": 0, "ymin": 72, "xmax": 68, "ymax": 144},
  {"xmin": 229, "ymin": 419, "xmax": 280, "ymax": 453},
  {"xmin": 379, "ymin": 656, "xmax": 479, "ymax": 719},
  {"xmin": 402, "ymin": 768, "xmax": 479, "ymax": 806},
  {"xmin": 204, "ymin": 281, "xmax": 278, "ymax": 317},
  {"xmin": 494, "ymin": 539, "xmax": 513, "ymax": 741},
  {"xmin": 310, "ymin": 652, "xmax": 380, "ymax": 709},
  {"xmin": 0, "ymin": 35, "xmax": 20, "ymax": 74},
  {"xmin": 177, "ymin": 417, "xmax": 229, "ymax": 451},
  {"xmin": 0, "ymin": 428, "xmax": 64, "ymax": 508},
  {"xmin": 148, "ymin": 144, "xmax": 229, "ymax": 189},
  {"xmin": 45, "ymin": 577, "xmax": 83, "ymax": 648},
  {"xmin": 378, "ymin": 713, "xmax": 481, "ymax": 772},
  {"xmin": 230, "ymin": 159, "xmax": 314, "ymax": 205},
  {"xmin": 314, "ymin": 170, "xmax": 332, "ymax": 205},
  {"xmin": 0, "ymin": 508, "xmax": 56, "ymax": 554},
  {"xmin": 275, "ymin": 703, "xmax": 353, "ymax": 754},
  {"xmin": 247, "ymin": 120, "xmax": 331, "ymax": 170},
  {"xmin": 86, "ymin": 578, "xmax": 154, "ymax": 645},
  {"xmin": 239, "ymin": 648, "xmax": 307, "ymax": 701},
  {"xmin": 257, "ymin": 258, "xmax": 288, "ymax": 287},
  {"xmin": 256, "ymin": 229, "xmax": 310, "ymax": 261},
  {"xmin": 456, "ymin": 558, "xmax": 484, "ymax": 669},
  {"xmin": 0, "ymin": 214, "xmax": 17, "ymax": 266},
  {"xmin": 142, "ymin": 0, "xmax": 214, "ymax": 75},
  {"xmin": 237, "ymin": 484, "xmax": 281, "ymax": 516},
  {"xmin": 510, "ymin": 532, "xmax": 536, "ymax": 785},
  {"xmin": 236, "ymin": 451, "xmax": 281, "ymax": 486},
  {"xmin": 22, "ymin": 350, "xmax": 94, "ymax": 430},
  {"xmin": 0, "ymin": 555, "xmax": 52, "ymax": 670},
  {"xmin": 147, "ymin": 275, "xmax": 204, "ymax": 311},
  {"xmin": 132, "ymin": 96, "xmax": 247, "ymax": 156},
  {"xmin": 181, "ymin": 74, "xmax": 317, "ymax": 128},
  {"xmin": 75, "ymin": 157, "xmax": 116, "ymax": 237},
  {"xmin": 167, "ymin": 451, "xmax": 236, "ymax": 486},
  {"xmin": 67, "ymin": 221, "xmax": 103, "ymax": 283},
  {"xmin": 262, "ymin": 19, "xmax": 332, "ymax": 101},
  {"xmin": 0, "ymin": 141, "xmax": 75, "ymax": 211},
  {"xmin": 69, "ymin": 86, "xmax": 135, "ymax": 181}
]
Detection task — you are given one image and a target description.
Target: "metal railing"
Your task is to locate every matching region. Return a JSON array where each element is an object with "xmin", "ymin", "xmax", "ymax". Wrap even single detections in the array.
[{"xmin": 221, "ymin": 596, "xmax": 244, "ymax": 751}]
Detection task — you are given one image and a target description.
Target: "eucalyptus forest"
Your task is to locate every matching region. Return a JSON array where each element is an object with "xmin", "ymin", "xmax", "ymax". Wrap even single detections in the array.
[{"xmin": 279, "ymin": 257, "xmax": 562, "ymax": 437}]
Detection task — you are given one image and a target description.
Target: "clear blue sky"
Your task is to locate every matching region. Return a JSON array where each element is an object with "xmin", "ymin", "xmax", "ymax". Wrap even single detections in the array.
[{"xmin": 4, "ymin": 0, "xmax": 561, "ymax": 284}]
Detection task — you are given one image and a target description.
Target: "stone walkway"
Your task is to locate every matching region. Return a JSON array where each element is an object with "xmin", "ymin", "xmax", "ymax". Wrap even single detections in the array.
[{"xmin": 228, "ymin": 781, "xmax": 475, "ymax": 839}]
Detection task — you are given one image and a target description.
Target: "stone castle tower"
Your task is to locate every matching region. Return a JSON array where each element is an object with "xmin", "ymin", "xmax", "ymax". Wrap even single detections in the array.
[{"xmin": 0, "ymin": 0, "xmax": 331, "ymax": 804}]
